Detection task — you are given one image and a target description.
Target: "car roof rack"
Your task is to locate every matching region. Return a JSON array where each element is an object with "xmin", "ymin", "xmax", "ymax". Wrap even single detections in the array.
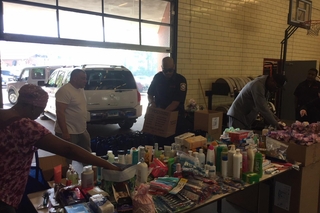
[{"xmin": 81, "ymin": 64, "xmax": 126, "ymax": 69}]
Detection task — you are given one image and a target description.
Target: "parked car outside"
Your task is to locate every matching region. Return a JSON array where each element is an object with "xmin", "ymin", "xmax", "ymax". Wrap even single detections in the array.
[
  {"xmin": 134, "ymin": 75, "xmax": 152, "ymax": 93},
  {"xmin": 40, "ymin": 64, "xmax": 143, "ymax": 129},
  {"xmin": 6, "ymin": 65, "xmax": 63, "ymax": 104},
  {"xmin": 1, "ymin": 72, "xmax": 15, "ymax": 86}
]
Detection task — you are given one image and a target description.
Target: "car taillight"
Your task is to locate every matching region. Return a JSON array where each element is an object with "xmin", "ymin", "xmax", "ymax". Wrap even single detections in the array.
[{"xmin": 137, "ymin": 91, "xmax": 141, "ymax": 103}]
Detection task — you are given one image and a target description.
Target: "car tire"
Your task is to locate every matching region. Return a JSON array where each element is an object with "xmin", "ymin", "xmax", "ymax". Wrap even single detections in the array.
[
  {"xmin": 118, "ymin": 119, "xmax": 135, "ymax": 129},
  {"xmin": 8, "ymin": 90, "xmax": 18, "ymax": 105}
]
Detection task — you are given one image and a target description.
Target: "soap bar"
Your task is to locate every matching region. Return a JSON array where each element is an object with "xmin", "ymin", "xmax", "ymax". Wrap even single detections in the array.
[{"xmin": 89, "ymin": 194, "xmax": 114, "ymax": 213}]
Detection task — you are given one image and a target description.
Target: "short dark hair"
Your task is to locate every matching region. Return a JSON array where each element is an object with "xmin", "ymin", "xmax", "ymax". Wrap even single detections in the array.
[
  {"xmin": 70, "ymin": 69, "xmax": 85, "ymax": 79},
  {"xmin": 308, "ymin": 68, "xmax": 318, "ymax": 75},
  {"xmin": 272, "ymin": 74, "xmax": 287, "ymax": 88}
]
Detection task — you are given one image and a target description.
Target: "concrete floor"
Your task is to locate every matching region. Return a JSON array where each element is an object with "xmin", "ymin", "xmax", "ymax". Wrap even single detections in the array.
[{"xmin": 1, "ymin": 88, "xmax": 252, "ymax": 213}]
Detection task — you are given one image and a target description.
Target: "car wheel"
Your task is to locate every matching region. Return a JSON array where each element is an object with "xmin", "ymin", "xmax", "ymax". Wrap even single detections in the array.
[
  {"xmin": 8, "ymin": 90, "xmax": 18, "ymax": 105},
  {"xmin": 118, "ymin": 119, "xmax": 135, "ymax": 129}
]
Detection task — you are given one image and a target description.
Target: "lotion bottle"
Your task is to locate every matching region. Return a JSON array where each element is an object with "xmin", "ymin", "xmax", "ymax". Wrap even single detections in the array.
[
  {"xmin": 221, "ymin": 154, "xmax": 228, "ymax": 178},
  {"xmin": 227, "ymin": 145, "xmax": 236, "ymax": 177},
  {"xmin": 247, "ymin": 146, "xmax": 255, "ymax": 172},
  {"xmin": 136, "ymin": 158, "xmax": 149, "ymax": 187},
  {"xmin": 206, "ymin": 145, "xmax": 215, "ymax": 166},
  {"xmin": 233, "ymin": 149, "xmax": 242, "ymax": 179}
]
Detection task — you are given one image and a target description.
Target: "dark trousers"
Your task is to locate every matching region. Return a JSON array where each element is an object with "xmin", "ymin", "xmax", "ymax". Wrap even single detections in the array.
[{"xmin": 0, "ymin": 201, "xmax": 16, "ymax": 213}]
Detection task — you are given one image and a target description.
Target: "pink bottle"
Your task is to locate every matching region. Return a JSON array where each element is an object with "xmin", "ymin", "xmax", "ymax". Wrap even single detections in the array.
[{"xmin": 242, "ymin": 151, "xmax": 248, "ymax": 173}]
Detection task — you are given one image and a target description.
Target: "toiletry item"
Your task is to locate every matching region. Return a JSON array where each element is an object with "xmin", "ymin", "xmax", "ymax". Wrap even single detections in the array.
[
  {"xmin": 145, "ymin": 145, "xmax": 153, "ymax": 163},
  {"xmin": 227, "ymin": 145, "xmax": 236, "ymax": 177},
  {"xmin": 221, "ymin": 155, "xmax": 228, "ymax": 178},
  {"xmin": 91, "ymin": 152, "xmax": 98, "ymax": 185},
  {"xmin": 154, "ymin": 143, "xmax": 161, "ymax": 159},
  {"xmin": 233, "ymin": 149, "xmax": 242, "ymax": 179},
  {"xmin": 164, "ymin": 145, "xmax": 172, "ymax": 157},
  {"xmin": 118, "ymin": 150, "xmax": 126, "ymax": 164},
  {"xmin": 242, "ymin": 151, "xmax": 248, "ymax": 173},
  {"xmin": 188, "ymin": 150, "xmax": 193, "ymax": 156},
  {"xmin": 107, "ymin": 150, "xmax": 114, "ymax": 163},
  {"xmin": 132, "ymin": 149, "xmax": 139, "ymax": 165},
  {"xmin": 125, "ymin": 149, "xmax": 132, "ymax": 165},
  {"xmin": 254, "ymin": 151, "xmax": 263, "ymax": 178},
  {"xmin": 209, "ymin": 164, "xmax": 216, "ymax": 179},
  {"xmin": 136, "ymin": 158, "xmax": 149, "ymax": 187},
  {"xmin": 193, "ymin": 152, "xmax": 200, "ymax": 167},
  {"xmin": 198, "ymin": 148, "xmax": 206, "ymax": 168},
  {"xmin": 173, "ymin": 163, "xmax": 182, "ymax": 178},
  {"xmin": 206, "ymin": 145, "xmax": 215, "ymax": 166},
  {"xmin": 216, "ymin": 144, "xmax": 227, "ymax": 173},
  {"xmin": 247, "ymin": 146, "xmax": 255, "ymax": 172},
  {"xmin": 81, "ymin": 165, "xmax": 94, "ymax": 189}
]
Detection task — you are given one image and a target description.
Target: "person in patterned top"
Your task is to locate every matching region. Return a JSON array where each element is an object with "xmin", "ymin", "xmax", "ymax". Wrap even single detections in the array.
[{"xmin": 0, "ymin": 84, "xmax": 120, "ymax": 213}]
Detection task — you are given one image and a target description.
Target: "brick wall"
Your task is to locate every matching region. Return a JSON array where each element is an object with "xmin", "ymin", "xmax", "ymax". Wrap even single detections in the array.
[{"xmin": 177, "ymin": 0, "xmax": 320, "ymax": 109}]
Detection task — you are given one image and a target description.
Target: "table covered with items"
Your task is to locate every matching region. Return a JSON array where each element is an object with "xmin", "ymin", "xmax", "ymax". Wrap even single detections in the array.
[{"xmin": 28, "ymin": 120, "xmax": 320, "ymax": 213}]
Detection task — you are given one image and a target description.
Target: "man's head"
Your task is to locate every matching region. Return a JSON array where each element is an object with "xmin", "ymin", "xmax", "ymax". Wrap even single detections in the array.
[
  {"xmin": 306, "ymin": 68, "xmax": 318, "ymax": 82},
  {"xmin": 267, "ymin": 74, "xmax": 287, "ymax": 92},
  {"xmin": 161, "ymin": 57, "xmax": 176, "ymax": 79},
  {"xmin": 70, "ymin": 69, "xmax": 87, "ymax": 89},
  {"xmin": 17, "ymin": 84, "xmax": 48, "ymax": 119}
]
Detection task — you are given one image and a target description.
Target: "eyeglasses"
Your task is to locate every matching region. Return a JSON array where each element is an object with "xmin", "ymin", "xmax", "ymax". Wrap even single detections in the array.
[{"xmin": 162, "ymin": 68, "xmax": 174, "ymax": 73}]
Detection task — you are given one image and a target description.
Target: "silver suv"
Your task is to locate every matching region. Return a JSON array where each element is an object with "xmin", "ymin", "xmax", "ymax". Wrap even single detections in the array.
[{"xmin": 41, "ymin": 65, "xmax": 143, "ymax": 129}]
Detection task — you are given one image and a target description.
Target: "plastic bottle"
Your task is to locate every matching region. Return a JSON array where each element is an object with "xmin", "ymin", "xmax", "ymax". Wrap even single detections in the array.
[
  {"xmin": 216, "ymin": 144, "xmax": 226, "ymax": 173},
  {"xmin": 242, "ymin": 151, "xmax": 248, "ymax": 173},
  {"xmin": 227, "ymin": 145, "xmax": 236, "ymax": 177},
  {"xmin": 66, "ymin": 164, "xmax": 73, "ymax": 186},
  {"xmin": 107, "ymin": 150, "xmax": 114, "ymax": 163},
  {"xmin": 136, "ymin": 158, "xmax": 149, "ymax": 187},
  {"xmin": 81, "ymin": 165, "xmax": 94, "ymax": 189},
  {"xmin": 198, "ymin": 149, "xmax": 206, "ymax": 168},
  {"xmin": 233, "ymin": 149, "xmax": 242, "ymax": 179},
  {"xmin": 125, "ymin": 149, "xmax": 132, "ymax": 165},
  {"xmin": 209, "ymin": 164, "xmax": 216, "ymax": 179},
  {"xmin": 173, "ymin": 163, "xmax": 183, "ymax": 178},
  {"xmin": 221, "ymin": 154, "xmax": 228, "ymax": 178},
  {"xmin": 188, "ymin": 150, "xmax": 193, "ymax": 156},
  {"xmin": 206, "ymin": 145, "xmax": 215, "ymax": 166},
  {"xmin": 132, "ymin": 149, "xmax": 139, "ymax": 165},
  {"xmin": 254, "ymin": 151, "xmax": 263, "ymax": 178},
  {"xmin": 247, "ymin": 146, "xmax": 255, "ymax": 172},
  {"xmin": 91, "ymin": 152, "xmax": 98, "ymax": 185},
  {"xmin": 154, "ymin": 143, "xmax": 161, "ymax": 159},
  {"xmin": 118, "ymin": 150, "xmax": 126, "ymax": 164},
  {"xmin": 193, "ymin": 152, "xmax": 200, "ymax": 167}
]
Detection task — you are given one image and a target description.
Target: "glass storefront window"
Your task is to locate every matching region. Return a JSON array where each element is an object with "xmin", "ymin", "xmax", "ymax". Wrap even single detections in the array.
[
  {"xmin": 141, "ymin": 23, "xmax": 170, "ymax": 47},
  {"xmin": 104, "ymin": 0, "xmax": 139, "ymax": 19},
  {"xmin": 3, "ymin": 2, "xmax": 57, "ymax": 37},
  {"xmin": 104, "ymin": 18, "xmax": 139, "ymax": 44}
]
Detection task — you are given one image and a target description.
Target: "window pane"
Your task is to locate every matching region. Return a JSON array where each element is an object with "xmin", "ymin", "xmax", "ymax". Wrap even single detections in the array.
[
  {"xmin": 59, "ymin": 0, "xmax": 102, "ymax": 13},
  {"xmin": 59, "ymin": 11, "xmax": 103, "ymax": 41},
  {"xmin": 141, "ymin": 23, "xmax": 170, "ymax": 47},
  {"xmin": 142, "ymin": 0, "xmax": 170, "ymax": 24},
  {"xmin": 104, "ymin": 0, "xmax": 139, "ymax": 19},
  {"xmin": 104, "ymin": 18, "xmax": 139, "ymax": 44},
  {"xmin": 21, "ymin": 0, "xmax": 56, "ymax": 5},
  {"xmin": 3, "ymin": 3, "xmax": 57, "ymax": 37}
]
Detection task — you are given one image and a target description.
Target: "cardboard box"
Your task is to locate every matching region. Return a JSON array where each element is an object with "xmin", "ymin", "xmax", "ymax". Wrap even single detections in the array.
[
  {"xmin": 266, "ymin": 137, "xmax": 320, "ymax": 166},
  {"xmin": 142, "ymin": 107, "xmax": 178, "ymax": 138},
  {"xmin": 183, "ymin": 135, "xmax": 206, "ymax": 150},
  {"xmin": 174, "ymin": 132, "xmax": 195, "ymax": 145},
  {"xmin": 273, "ymin": 161, "xmax": 320, "ymax": 213},
  {"xmin": 38, "ymin": 155, "xmax": 68, "ymax": 181},
  {"xmin": 286, "ymin": 141, "xmax": 320, "ymax": 167},
  {"xmin": 226, "ymin": 182, "xmax": 271, "ymax": 213},
  {"xmin": 194, "ymin": 110, "xmax": 223, "ymax": 140}
]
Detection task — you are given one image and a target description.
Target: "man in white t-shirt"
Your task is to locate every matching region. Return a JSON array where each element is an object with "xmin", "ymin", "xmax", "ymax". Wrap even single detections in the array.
[{"xmin": 55, "ymin": 69, "xmax": 91, "ymax": 164}]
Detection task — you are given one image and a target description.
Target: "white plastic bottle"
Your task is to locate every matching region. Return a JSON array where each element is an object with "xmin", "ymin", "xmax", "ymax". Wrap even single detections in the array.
[
  {"xmin": 233, "ymin": 149, "xmax": 242, "ymax": 179},
  {"xmin": 107, "ymin": 150, "xmax": 114, "ymax": 163},
  {"xmin": 135, "ymin": 158, "xmax": 149, "ymax": 187},
  {"xmin": 125, "ymin": 149, "xmax": 132, "ymax": 165},
  {"xmin": 193, "ymin": 152, "xmax": 200, "ymax": 167},
  {"xmin": 221, "ymin": 155, "xmax": 228, "ymax": 178},
  {"xmin": 198, "ymin": 149, "xmax": 206, "ymax": 168},
  {"xmin": 247, "ymin": 146, "xmax": 255, "ymax": 172},
  {"xmin": 227, "ymin": 145, "xmax": 236, "ymax": 177},
  {"xmin": 81, "ymin": 165, "xmax": 94, "ymax": 189},
  {"xmin": 206, "ymin": 145, "xmax": 215, "ymax": 165}
]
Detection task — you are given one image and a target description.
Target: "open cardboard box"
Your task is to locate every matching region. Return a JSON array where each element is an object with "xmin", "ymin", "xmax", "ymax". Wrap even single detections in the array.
[
  {"xmin": 194, "ymin": 110, "xmax": 223, "ymax": 141},
  {"xmin": 38, "ymin": 155, "xmax": 68, "ymax": 181}
]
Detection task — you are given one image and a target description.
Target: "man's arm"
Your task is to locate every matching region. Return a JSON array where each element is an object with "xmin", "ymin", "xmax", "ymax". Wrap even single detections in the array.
[
  {"xmin": 147, "ymin": 95, "xmax": 156, "ymax": 107},
  {"xmin": 165, "ymin": 101, "xmax": 180, "ymax": 111},
  {"xmin": 56, "ymin": 101, "xmax": 70, "ymax": 141}
]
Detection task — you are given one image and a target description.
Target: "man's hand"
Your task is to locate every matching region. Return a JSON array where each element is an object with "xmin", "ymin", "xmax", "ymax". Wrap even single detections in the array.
[
  {"xmin": 300, "ymin": 109, "xmax": 307, "ymax": 117},
  {"xmin": 148, "ymin": 102, "xmax": 156, "ymax": 108}
]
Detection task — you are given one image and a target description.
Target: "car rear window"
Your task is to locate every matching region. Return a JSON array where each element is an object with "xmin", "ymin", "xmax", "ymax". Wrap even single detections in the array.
[{"xmin": 85, "ymin": 69, "xmax": 137, "ymax": 90}]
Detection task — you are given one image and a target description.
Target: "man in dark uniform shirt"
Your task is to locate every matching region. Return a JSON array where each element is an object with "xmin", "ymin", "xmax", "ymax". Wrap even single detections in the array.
[
  {"xmin": 294, "ymin": 68, "xmax": 320, "ymax": 123},
  {"xmin": 147, "ymin": 57, "xmax": 189, "ymax": 145}
]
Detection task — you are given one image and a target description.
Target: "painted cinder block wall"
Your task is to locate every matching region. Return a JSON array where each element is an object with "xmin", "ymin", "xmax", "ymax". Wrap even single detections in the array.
[{"xmin": 176, "ymin": 0, "xmax": 320, "ymax": 109}]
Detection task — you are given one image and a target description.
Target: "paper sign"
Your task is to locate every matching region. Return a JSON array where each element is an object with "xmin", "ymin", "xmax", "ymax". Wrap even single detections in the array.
[
  {"xmin": 274, "ymin": 181, "xmax": 291, "ymax": 211},
  {"xmin": 211, "ymin": 117, "xmax": 219, "ymax": 130}
]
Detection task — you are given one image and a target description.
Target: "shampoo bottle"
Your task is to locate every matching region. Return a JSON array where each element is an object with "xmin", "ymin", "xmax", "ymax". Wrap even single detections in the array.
[
  {"xmin": 216, "ymin": 144, "xmax": 227, "ymax": 173},
  {"xmin": 221, "ymin": 154, "xmax": 228, "ymax": 178},
  {"xmin": 242, "ymin": 151, "xmax": 248, "ymax": 173},
  {"xmin": 233, "ymin": 149, "xmax": 242, "ymax": 179},
  {"xmin": 254, "ymin": 151, "xmax": 263, "ymax": 178},
  {"xmin": 136, "ymin": 158, "xmax": 149, "ymax": 187},
  {"xmin": 206, "ymin": 145, "xmax": 215, "ymax": 166}
]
